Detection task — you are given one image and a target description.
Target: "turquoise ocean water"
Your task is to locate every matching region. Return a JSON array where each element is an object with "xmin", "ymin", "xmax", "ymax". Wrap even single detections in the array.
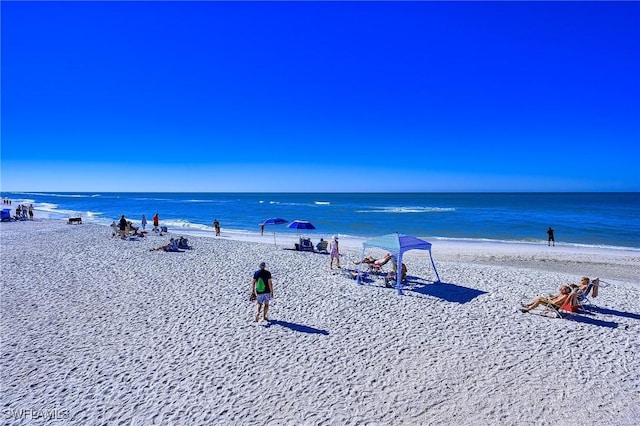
[{"xmin": 2, "ymin": 192, "xmax": 639, "ymax": 249}]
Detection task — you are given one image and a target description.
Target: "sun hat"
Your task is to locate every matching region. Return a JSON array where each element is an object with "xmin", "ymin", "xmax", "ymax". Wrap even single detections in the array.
[{"xmin": 333, "ymin": 235, "xmax": 338, "ymax": 240}]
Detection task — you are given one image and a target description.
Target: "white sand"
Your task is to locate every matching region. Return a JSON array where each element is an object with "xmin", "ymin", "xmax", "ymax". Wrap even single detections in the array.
[{"xmin": 1, "ymin": 219, "xmax": 639, "ymax": 425}]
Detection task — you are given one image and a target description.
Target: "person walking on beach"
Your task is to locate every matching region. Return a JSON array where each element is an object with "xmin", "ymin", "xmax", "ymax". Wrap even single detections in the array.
[
  {"xmin": 251, "ymin": 262, "xmax": 273, "ymax": 322},
  {"xmin": 213, "ymin": 219, "xmax": 221, "ymax": 236},
  {"xmin": 141, "ymin": 214, "xmax": 147, "ymax": 231},
  {"xmin": 329, "ymin": 235, "xmax": 340, "ymax": 269},
  {"xmin": 153, "ymin": 213, "xmax": 159, "ymax": 232},
  {"xmin": 28, "ymin": 204, "xmax": 34, "ymax": 220},
  {"xmin": 547, "ymin": 227, "xmax": 555, "ymax": 246}
]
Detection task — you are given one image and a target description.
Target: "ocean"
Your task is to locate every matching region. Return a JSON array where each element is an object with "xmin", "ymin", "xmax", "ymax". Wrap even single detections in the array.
[{"xmin": 2, "ymin": 192, "xmax": 639, "ymax": 249}]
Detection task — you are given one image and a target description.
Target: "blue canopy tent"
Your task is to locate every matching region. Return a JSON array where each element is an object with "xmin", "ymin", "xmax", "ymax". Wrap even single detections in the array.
[{"xmin": 357, "ymin": 233, "xmax": 441, "ymax": 295}]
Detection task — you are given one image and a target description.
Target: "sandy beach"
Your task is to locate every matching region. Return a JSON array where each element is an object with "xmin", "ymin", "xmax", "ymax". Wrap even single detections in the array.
[{"xmin": 1, "ymin": 218, "xmax": 639, "ymax": 425}]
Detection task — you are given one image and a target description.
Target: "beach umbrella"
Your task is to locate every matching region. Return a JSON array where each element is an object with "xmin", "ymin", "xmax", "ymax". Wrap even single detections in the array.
[
  {"xmin": 260, "ymin": 218, "xmax": 288, "ymax": 246},
  {"xmin": 287, "ymin": 220, "xmax": 316, "ymax": 231}
]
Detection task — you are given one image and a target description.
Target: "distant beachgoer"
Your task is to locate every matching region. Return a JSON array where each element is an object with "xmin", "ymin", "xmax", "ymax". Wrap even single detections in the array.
[
  {"xmin": 251, "ymin": 262, "xmax": 273, "ymax": 322},
  {"xmin": 141, "ymin": 214, "xmax": 147, "ymax": 230},
  {"xmin": 28, "ymin": 204, "xmax": 34, "ymax": 220},
  {"xmin": 329, "ymin": 235, "xmax": 340, "ymax": 269},
  {"xmin": 260, "ymin": 224, "xmax": 264, "ymax": 236},
  {"xmin": 547, "ymin": 227, "xmax": 555, "ymax": 246},
  {"xmin": 213, "ymin": 219, "xmax": 221, "ymax": 236},
  {"xmin": 151, "ymin": 237, "xmax": 178, "ymax": 251},
  {"xmin": 153, "ymin": 213, "xmax": 159, "ymax": 232},
  {"xmin": 119, "ymin": 215, "xmax": 128, "ymax": 238}
]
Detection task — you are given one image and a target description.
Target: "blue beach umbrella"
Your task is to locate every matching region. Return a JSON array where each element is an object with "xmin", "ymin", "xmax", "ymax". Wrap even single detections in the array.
[
  {"xmin": 288, "ymin": 220, "xmax": 317, "ymax": 244},
  {"xmin": 261, "ymin": 218, "xmax": 288, "ymax": 246},
  {"xmin": 262, "ymin": 218, "xmax": 288, "ymax": 226},
  {"xmin": 287, "ymin": 220, "xmax": 316, "ymax": 231}
]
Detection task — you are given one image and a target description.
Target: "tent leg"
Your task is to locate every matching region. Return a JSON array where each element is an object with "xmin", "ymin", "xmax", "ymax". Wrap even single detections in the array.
[{"xmin": 429, "ymin": 251, "xmax": 441, "ymax": 283}]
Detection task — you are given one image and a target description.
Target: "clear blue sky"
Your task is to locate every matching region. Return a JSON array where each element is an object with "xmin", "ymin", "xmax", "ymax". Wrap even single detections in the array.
[{"xmin": 2, "ymin": 1, "xmax": 639, "ymax": 192}]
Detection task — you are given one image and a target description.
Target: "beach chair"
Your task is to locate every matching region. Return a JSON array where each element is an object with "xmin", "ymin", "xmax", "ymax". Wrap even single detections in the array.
[
  {"xmin": 544, "ymin": 290, "xmax": 579, "ymax": 319},
  {"xmin": 316, "ymin": 240, "xmax": 329, "ymax": 253},
  {"xmin": 577, "ymin": 279, "xmax": 599, "ymax": 309},
  {"xmin": 299, "ymin": 238, "xmax": 314, "ymax": 252}
]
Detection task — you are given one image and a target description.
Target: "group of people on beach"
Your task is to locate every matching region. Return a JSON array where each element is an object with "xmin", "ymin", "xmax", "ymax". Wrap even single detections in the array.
[
  {"xmin": 11, "ymin": 204, "xmax": 34, "ymax": 221},
  {"xmin": 520, "ymin": 276, "xmax": 599, "ymax": 314}
]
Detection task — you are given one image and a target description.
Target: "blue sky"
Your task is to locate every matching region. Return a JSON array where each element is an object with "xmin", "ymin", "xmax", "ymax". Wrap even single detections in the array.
[{"xmin": 2, "ymin": 1, "xmax": 639, "ymax": 192}]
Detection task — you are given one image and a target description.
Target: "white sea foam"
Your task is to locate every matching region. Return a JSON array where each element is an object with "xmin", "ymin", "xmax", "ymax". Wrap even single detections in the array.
[{"xmin": 358, "ymin": 206, "xmax": 456, "ymax": 214}]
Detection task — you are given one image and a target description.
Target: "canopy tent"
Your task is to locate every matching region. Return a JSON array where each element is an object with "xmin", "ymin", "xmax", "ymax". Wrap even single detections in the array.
[
  {"xmin": 260, "ymin": 218, "xmax": 288, "ymax": 247},
  {"xmin": 357, "ymin": 233, "xmax": 441, "ymax": 295}
]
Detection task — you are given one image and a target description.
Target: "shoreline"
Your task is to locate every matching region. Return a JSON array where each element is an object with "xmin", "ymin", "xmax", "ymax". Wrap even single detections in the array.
[
  {"xmin": 3, "ymin": 217, "xmax": 639, "ymax": 285},
  {"xmin": 2, "ymin": 192, "xmax": 640, "ymax": 251}
]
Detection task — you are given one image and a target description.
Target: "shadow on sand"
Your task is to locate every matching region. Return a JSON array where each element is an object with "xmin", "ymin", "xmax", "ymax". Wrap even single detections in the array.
[
  {"xmin": 265, "ymin": 320, "xmax": 329, "ymax": 335},
  {"xmin": 585, "ymin": 306, "xmax": 640, "ymax": 321},
  {"xmin": 565, "ymin": 314, "xmax": 619, "ymax": 329},
  {"xmin": 403, "ymin": 280, "xmax": 487, "ymax": 304}
]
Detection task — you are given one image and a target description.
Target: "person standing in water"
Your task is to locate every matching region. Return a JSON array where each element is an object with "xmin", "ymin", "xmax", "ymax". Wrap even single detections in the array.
[{"xmin": 547, "ymin": 227, "xmax": 555, "ymax": 246}]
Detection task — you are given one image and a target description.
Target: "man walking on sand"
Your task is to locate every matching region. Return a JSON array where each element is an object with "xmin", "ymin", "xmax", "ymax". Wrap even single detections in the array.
[{"xmin": 251, "ymin": 262, "xmax": 273, "ymax": 322}]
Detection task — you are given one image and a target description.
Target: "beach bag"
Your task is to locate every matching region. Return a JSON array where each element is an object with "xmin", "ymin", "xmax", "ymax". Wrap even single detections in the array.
[{"xmin": 256, "ymin": 277, "xmax": 266, "ymax": 293}]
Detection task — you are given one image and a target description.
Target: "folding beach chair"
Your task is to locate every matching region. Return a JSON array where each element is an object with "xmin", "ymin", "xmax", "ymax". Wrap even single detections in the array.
[
  {"xmin": 577, "ymin": 278, "xmax": 601, "ymax": 310},
  {"xmin": 298, "ymin": 238, "xmax": 314, "ymax": 252},
  {"xmin": 316, "ymin": 239, "xmax": 329, "ymax": 253},
  {"xmin": 544, "ymin": 290, "xmax": 579, "ymax": 319}
]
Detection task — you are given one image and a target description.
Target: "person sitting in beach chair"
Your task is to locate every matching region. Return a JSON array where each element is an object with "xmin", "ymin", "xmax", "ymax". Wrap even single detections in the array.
[
  {"xmin": 575, "ymin": 277, "xmax": 599, "ymax": 309},
  {"xmin": 126, "ymin": 221, "xmax": 140, "ymax": 236},
  {"xmin": 150, "ymin": 238, "xmax": 179, "ymax": 252},
  {"xmin": 384, "ymin": 262, "xmax": 408, "ymax": 288},
  {"xmin": 316, "ymin": 238, "xmax": 328, "ymax": 253},
  {"xmin": 520, "ymin": 285, "xmax": 575, "ymax": 316}
]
